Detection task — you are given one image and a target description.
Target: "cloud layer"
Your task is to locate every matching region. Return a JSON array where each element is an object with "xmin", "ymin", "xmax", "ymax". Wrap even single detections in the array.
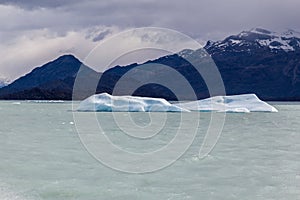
[{"xmin": 1, "ymin": 0, "xmax": 300, "ymax": 80}]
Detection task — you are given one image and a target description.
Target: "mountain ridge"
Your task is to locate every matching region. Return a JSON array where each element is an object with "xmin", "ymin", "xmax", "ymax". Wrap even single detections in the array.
[
  {"xmin": 1, "ymin": 27, "xmax": 300, "ymax": 100},
  {"xmin": 0, "ymin": 55, "xmax": 100, "ymax": 100}
]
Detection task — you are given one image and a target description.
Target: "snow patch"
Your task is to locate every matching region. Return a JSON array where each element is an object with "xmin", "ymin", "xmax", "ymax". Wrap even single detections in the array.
[
  {"xmin": 177, "ymin": 48, "xmax": 208, "ymax": 59},
  {"xmin": 229, "ymin": 39, "xmax": 242, "ymax": 45},
  {"xmin": 257, "ymin": 37, "xmax": 294, "ymax": 51},
  {"xmin": 213, "ymin": 28, "xmax": 300, "ymax": 52},
  {"xmin": 282, "ymin": 29, "xmax": 300, "ymax": 39}
]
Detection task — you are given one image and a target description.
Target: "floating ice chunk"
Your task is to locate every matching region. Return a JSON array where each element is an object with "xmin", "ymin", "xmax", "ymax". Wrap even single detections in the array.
[
  {"xmin": 176, "ymin": 94, "xmax": 278, "ymax": 113},
  {"xmin": 77, "ymin": 93, "xmax": 278, "ymax": 113},
  {"xmin": 77, "ymin": 93, "xmax": 189, "ymax": 112}
]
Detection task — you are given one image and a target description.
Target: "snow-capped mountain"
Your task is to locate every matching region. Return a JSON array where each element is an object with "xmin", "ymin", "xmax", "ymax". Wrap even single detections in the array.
[{"xmin": 205, "ymin": 28, "xmax": 300, "ymax": 54}]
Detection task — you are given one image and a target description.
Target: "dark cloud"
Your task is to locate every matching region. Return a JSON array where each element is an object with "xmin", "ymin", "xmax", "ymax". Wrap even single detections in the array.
[
  {"xmin": 92, "ymin": 29, "xmax": 112, "ymax": 42},
  {"xmin": 1, "ymin": 0, "xmax": 300, "ymax": 41},
  {"xmin": 0, "ymin": 0, "xmax": 76, "ymax": 9}
]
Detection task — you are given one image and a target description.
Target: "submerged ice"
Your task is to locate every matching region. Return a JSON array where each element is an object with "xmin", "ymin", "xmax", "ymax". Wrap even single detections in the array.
[{"xmin": 77, "ymin": 93, "xmax": 278, "ymax": 113}]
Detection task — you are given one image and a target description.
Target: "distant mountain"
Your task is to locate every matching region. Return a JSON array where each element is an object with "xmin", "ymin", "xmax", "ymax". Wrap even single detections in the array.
[
  {"xmin": 206, "ymin": 28, "xmax": 300, "ymax": 53},
  {"xmin": 0, "ymin": 55, "xmax": 100, "ymax": 100},
  {"xmin": 1, "ymin": 28, "xmax": 300, "ymax": 101},
  {"xmin": 204, "ymin": 28, "xmax": 300, "ymax": 100}
]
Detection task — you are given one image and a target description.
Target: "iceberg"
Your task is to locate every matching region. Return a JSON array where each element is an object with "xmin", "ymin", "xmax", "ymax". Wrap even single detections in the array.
[
  {"xmin": 77, "ymin": 93, "xmax": 278, "ymax": 113},
  {"xmin": 175, "ymin": 94, "xmax": 278, "ymax": 113},
  {"xmin": 77, "ymin": 93, "xmax": 188, "ymax": 112}
]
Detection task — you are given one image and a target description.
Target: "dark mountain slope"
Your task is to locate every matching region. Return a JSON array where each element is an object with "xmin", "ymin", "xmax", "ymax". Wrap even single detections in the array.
[{"xmin": 0, "ymin": 55, "xmax": 100, "ymax": 100}]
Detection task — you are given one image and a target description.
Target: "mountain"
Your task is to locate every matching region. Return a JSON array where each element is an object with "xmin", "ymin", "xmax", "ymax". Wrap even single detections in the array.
[
  {"xmin": 95, "ymin": 28, "xmax": 300, "ymax": 101},
  {"xmin": 0, "ymin": 55, "xmax": 100, "ymax": 100},
  {"xmin": 206, "ymin": 28, "xmax": 300, "ymax": 53},
  {"xmin": 1, "ymin": 28, "xmax": 300, "ymax": 101},
  {"xmin": 204, "ymin": 28, "xmax": 300, "ymax": 100},
  {"xmin": 96, "ymin": 50, "xmax": 210, "ymax": 100}
]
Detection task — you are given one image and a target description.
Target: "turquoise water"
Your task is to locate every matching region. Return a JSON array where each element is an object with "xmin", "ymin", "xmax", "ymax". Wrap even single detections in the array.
[{"xmin": 0, "ymin": 101, "xmax": 300, "ymax": 199}]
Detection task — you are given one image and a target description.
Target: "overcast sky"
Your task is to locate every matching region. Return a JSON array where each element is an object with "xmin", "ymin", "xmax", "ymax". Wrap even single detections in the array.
[{"xmin": 1, "ymin": 0, "xmax": 300, "ymax": 80}]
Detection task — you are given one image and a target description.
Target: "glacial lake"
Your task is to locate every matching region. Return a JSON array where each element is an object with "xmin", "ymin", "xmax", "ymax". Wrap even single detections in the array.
[{"xmin": 0, "ymin": 101, "xmax": 299, "ymax": 200}]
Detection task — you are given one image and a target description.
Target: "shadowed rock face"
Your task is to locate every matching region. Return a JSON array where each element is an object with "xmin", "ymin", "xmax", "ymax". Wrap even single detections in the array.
[
  {"xmin": 1, "ymin": 28, "xmax": 300, "ymax": 101},
  {"xmin": 0, "ymin": 55, "xmax": 101, "ymax": 100}
]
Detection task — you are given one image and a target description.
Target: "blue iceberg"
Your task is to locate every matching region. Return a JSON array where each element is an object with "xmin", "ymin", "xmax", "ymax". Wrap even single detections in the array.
[
  {"xmin": 77, "ymin": 93, "xmax": 189, "ymax": 112},
  {"xmin": 175, "ymin": 94, "xmax": 278, "ymax": 113},
  {"xmin": 77, "ymin": 93, "xmax": 278, "ymax": 113}
]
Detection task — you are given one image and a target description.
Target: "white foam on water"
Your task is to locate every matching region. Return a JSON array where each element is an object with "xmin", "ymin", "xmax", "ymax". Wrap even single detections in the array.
[
  {"xmin": 0, "ymin": 181, "xmax": 40, "ymax": 200},
  {"xmin": 0, "ymin": 186, "xmax": 27, "ymax": 200}
]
